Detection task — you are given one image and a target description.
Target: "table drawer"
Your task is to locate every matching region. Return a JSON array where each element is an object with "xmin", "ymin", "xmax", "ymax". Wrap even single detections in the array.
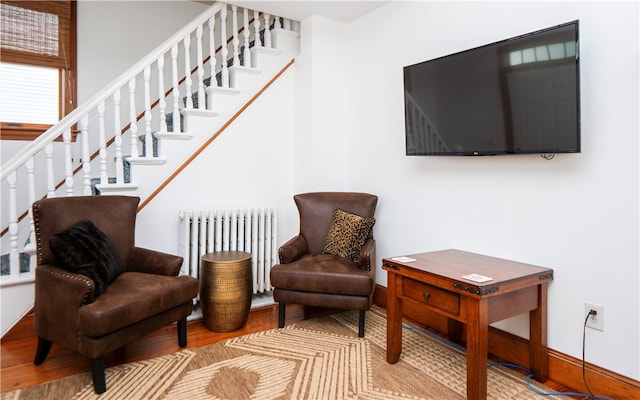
[{"xmin": 403, "ymin": 278, "xmax": 460, "ymax": 316}]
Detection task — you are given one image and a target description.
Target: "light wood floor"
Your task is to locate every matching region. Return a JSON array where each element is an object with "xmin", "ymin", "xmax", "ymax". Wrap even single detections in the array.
[{"xmin": 1, "ymin": 304, "xmax": 580, "ymax": 397}]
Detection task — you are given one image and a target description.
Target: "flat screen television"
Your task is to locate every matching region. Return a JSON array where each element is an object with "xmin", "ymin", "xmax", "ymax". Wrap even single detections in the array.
[{"xmin": 403, "ymin": 21, "xmax": 580, "ymax": 156}]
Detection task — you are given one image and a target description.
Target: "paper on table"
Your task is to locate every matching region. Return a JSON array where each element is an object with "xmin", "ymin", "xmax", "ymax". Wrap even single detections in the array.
[
  {"xmin": 462, "ymin": 273, "xmax": 493, "ymax": 283},
  {"xmin": 391, "ymin": 256, "xmax": 416, "ymax": 262}
]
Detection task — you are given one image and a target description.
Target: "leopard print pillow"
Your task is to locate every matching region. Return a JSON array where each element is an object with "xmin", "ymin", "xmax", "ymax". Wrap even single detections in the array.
[{"xmin": 322, "ymin": 208, "xmax": 375, "ymax": 263}]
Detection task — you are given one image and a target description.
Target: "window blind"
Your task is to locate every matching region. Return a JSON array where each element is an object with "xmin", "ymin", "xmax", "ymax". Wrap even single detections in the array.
[
  {"xmin": 0, "ymin": 1, "xmax": 72, "ymax": 69},
  {"xmin": 0, "ymin": 63, "xmax": 59, "ymax": 124}
]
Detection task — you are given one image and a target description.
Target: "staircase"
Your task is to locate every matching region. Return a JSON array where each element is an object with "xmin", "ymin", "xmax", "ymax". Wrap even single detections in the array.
[{"xmin": 0, "ymin": 2, "xmax": 300, "ymax": 337}]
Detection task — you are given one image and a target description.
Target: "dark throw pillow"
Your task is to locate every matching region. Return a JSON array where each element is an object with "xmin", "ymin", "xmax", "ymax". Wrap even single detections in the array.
[
  {"xmin": 322, "ymin": 208, "xmax": 375, "ymax": 263},
  {"xmin": 49, "ymin": 219, "xmax": 123, "ymax": 296}
]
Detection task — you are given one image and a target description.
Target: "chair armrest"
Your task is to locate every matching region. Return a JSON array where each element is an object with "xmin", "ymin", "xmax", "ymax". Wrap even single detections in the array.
[
  {"xmin": 357, "ymin": 238, "xmax": 376, "ymax": 271},
  {"xmin": 125, "ymin": 246, "xmax": 183, "ymax": 276},
  {"xmin": 278, "ymin": 235, "xmax": 308, "ymax": 264},
  {"xmin": 34, "ymin": 265, "xmax": 95, "ymax": 346}
]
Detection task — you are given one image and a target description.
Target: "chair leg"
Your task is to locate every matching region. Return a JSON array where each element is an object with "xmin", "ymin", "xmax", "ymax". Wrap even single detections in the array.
[
  {"xmin": 358, "ymin": 310, "xmax": 366, "ymax": 338},
  {"xmin": 278, "ymin": 302, "xmax": 286, "ymax": 328},
  {"xmin": 33, "ymin": 337, "xmax": 52, "ymax": 365},
  {"xmin": 177, "ymin": 317, "xmax": 187, "ymax": 347},
  {"xmin": 91, "ymin": 357, "xmax": 107, "ymax": 394}
]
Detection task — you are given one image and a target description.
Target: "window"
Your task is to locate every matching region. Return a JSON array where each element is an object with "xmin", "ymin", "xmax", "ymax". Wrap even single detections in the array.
[
  {"xmin": 508, "ymin": 41, "xmax": 576, "ymax": 66},
  {"xmin": 0, "ymin": 0, "xmax": 76, "ymax": 140}
]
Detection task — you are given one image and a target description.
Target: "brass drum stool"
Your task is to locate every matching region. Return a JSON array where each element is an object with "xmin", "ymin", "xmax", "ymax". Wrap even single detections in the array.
[{"xmin": 200, "ymin": 251, "xmax": 253, "ymax": 332}]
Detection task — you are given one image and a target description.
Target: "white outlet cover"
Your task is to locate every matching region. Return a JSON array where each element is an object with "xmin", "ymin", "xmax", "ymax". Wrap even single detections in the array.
[{"xmin": 584, "ymin": 303, "xmax": 604, "ymax": 331}]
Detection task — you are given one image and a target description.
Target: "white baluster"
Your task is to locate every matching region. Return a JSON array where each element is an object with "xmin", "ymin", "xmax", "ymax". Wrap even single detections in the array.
[
  {"xmin": 220, "ymin": 6, "xmax": 229, "ymax": 88},
  {"xmin": 283, "ymin": 18, "xmax": 291, "ymax": 30},
  {"xmin": 208, "ymin": 17, "xmax": 217, "ymax": 87},
  {"xmin": 242, "ymin": 8, "xmax": 251, "ymax": 67},
  {"xmin": 128, "ymin": 79, "xmax": 139, "ymax": 157},
  {"xmin": 231, "ymin": 5, "xmax": 240, "ymax": 67},
  {"xmin": 7, "ymin": 171, "xmax": 19, "ymax": 277},
  {"xmin": 143, "ymin": 65, "xmax": 153, "ymax": 157},
  {"xmin": 45, "ymin": 142, "xmax": 55, "ymax": 197},
  {"xmin": 26, "ymin": 156, "xmax": 36, "ymax": 258},
  {"xmin": 208, "ymin": 16, "xmax": 217, "ymax": 111},
  {"xmin": 253, "ymin": 9, "xmax": 262, "ymax": 48},
  {"xmin": 183, "ymin": 35, "xmax": 193, "ymax": 109},
  {"xmin": 80, "ymin": 115, "xmax": 92, "ymax": 195},
  {"xmin": 263, "ymin": 13, "xmax": 272, "ymax": 48},
  {"xmin": 171, "ymin": 45, "xmax": 181, "ymax": 133},
  {"xmin": 274, "ymin": 15, "xmax": 282, "ymax": 30},
  {"xmin": 157, "ymin": 54, "xmax": 167, "ymax": 133},
  {"xmin": 63, "ymin": 128, "xmax": 74, "ymax": 194},
  {"xmin": 97, "ymin": 101, "xmax": 108, "ymax": 184},
  {"xmin": 196, "ymin": 25, "xmax": 205, "ymax": 110},
  {"xmin": 112, "ymin": 91, "xmax": 124, "ymax": 184}
]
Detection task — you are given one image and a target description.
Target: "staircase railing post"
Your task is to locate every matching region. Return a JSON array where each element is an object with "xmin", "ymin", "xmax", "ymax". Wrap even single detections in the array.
[
  {"xmin": 112, "ymin": 92, "xmax": 124, "ymax": 184},
  {"xmin": 171, "ymin": 45, "xmax": 181, "ymax": 133},
  {"xmin": 231, "ymin": 5, "xmax": 240, "ymax": 67},
  {"xmin": 128, "ymin": 79, "xmax": 138, "ymax": 157},
  {"xmin": 196, "ymin": 26, "xmax": 205, "ymax": 110},
  {"xmin": 253, "ymin": 9, "xmax": 261, "ymax": 47},
  {"xmin": 45, "ymin": 143, "xmax": 55, "ymax": 198},
  {"xmin": 263, "ymin": 13, "xmax": 272, "ymax": 48},
  {"xmin": 183, "ymin": 35, "xmax": 193, "ymax": 109},
  {"xmin": 98, "ymin": 101, "xmax": 108, "ymax": 184},
  {"xmin": 63, "ymin": 128, "xmax": 74, "ymax": 194},
  {"xmin": 207, "ymin": 16, "xmax": 217, "ymax": 111},
  {"xmin": 157, "ymin": 55, "xmax": 168, "ymax": 133},
  {"xmin": 7, "ymin": 171, "xmax": 19, "ymax": 277},
  {"xmin": 80, "ymin": 116, "xmax": 91, "ymax": 195},
  {"xmin": 143, "ymin": 66, "xmax": 153, "ymax": 157},
  {"xmin": 242, "ymin": 8, "xmax": 251, "ymax": 67},
  {"xmin": 220, "ymin": 6, "xmax": 229, "ymax": 88},
  {"xmin": 26, "ymin": 156, "xmax": 36, "ymax": 256}
]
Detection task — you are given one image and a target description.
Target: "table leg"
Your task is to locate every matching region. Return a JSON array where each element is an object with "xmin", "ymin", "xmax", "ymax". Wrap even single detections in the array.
[
  {"xmin": 529, "ymin": 283, "xmax": 549, "ymax": 381},
  {"xmin": 466, "ymin": 297, "xmax": 489, "ymax": 400},
  {"xmin": 386, "ymin": 272, "xmax": 403, "ymax": 364}
]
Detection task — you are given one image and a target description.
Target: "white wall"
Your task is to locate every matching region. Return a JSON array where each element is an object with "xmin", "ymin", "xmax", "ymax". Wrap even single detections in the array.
[
  {"xmin": 76, "ymin": 1, "xmax": 209, "ymax": 103},
  {"xmin": 315, "ymin": 0, "xmax": 638, "ymax": 380},
  {"xmin": 293, "ymin": 16, "xmax": 352, "ymax": 192}
]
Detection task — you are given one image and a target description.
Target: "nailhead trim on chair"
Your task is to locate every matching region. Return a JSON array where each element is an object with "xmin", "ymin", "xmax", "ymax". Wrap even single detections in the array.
[
  {"xmin": 37, "ymin": 267, "xmax": 93, "ymax": 349},
  {"xmin": 32, "ymin": 205, "xmax": 44, "ymax": 265},
  {"xmin": 39, "ymin": 266, "xmax": 93, "ymax": 305}
]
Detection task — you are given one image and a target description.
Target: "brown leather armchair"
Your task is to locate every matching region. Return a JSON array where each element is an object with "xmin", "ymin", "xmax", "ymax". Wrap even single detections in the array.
[
  {"xmin": 270, "ymin": 192, "xmax": 378, "ymax": 337},
  {"xmin": 31, "ymin": 195, "xmax": 199, "ymax": 394}
]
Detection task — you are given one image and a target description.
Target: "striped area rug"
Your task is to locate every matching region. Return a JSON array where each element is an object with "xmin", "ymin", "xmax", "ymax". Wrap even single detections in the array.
[{"xmin": 1, "ymin": 307, "xmax": 568, "ymax": 399}]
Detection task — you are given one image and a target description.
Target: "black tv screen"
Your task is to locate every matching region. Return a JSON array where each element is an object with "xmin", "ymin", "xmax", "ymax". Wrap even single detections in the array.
[{"xmin": 403, "ymin": 21, "xmax": 580, "ymax": 156}]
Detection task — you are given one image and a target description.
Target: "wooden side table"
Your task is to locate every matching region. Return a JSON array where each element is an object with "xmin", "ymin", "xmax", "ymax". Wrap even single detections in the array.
[
  {"xmin": 200, "ymin": 251, "xmax": 253, "ymax": 332},
  {"xmin": 382, "ymin": 249, "xmax": 553, "ymax": 400}
]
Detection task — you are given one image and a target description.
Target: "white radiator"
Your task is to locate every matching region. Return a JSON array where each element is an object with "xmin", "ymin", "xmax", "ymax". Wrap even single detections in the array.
[{"xmin": 178, "ymin": 208, "xmax": 277, "ymax": 294}]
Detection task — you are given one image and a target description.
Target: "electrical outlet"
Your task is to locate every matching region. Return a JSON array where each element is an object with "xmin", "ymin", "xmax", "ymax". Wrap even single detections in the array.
[{"xmin": 584, "ymin": 303, "xmax": 604, "ymax": 331}]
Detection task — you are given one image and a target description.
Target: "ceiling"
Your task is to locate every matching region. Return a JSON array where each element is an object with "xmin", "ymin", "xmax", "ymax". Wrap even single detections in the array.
[{"xmin": 202, "ymin": 1, "xmax": 389, "ymax": 23}]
